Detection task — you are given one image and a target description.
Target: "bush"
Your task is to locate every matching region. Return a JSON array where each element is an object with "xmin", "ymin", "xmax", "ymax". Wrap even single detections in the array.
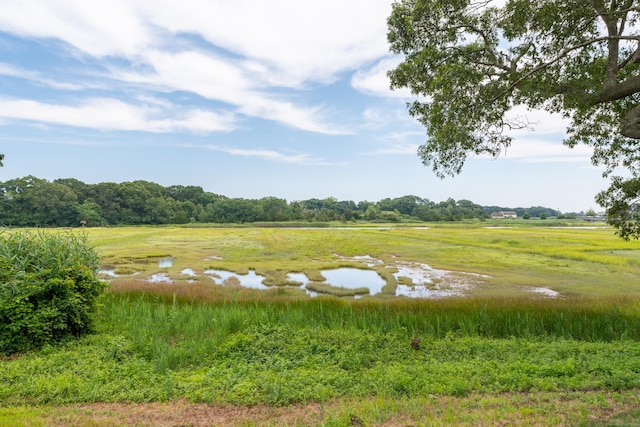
[{"xmin": 0, "ymin": 230, "xmax": 105, "ymax": 355}]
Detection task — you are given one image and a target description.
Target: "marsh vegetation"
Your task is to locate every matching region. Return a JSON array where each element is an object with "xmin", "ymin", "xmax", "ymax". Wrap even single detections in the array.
[{"xmin": 2, "ymin": 221, "xmax": 640, "ymax": 425}]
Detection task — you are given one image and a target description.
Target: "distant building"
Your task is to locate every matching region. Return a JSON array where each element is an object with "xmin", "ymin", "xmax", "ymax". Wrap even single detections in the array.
[
  {"xmin": 578, "ymin": 214, "xmax": 606, "ymax": 222},
  {"xmin": 491, "ymin": 211, "xmax": 518, "ymax": 219}
]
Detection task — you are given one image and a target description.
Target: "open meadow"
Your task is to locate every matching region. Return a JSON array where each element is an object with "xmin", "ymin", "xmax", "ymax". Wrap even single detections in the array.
[{"xmin": 2, "ymin": 220, "xmax": 640, "ymax": 426}]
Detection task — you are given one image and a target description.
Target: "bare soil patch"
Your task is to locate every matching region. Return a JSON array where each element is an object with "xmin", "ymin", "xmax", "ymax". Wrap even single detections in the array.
[
  {"xmin": 33, "ymin": 393, "xmax": 640, "ymax": 427},
  {"xmin": 48, "ymin": 400, "xmax": 326, "ymax": 426}
]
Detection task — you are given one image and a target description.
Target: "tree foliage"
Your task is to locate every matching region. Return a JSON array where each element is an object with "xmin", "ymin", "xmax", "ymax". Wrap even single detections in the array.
[
  {"xmin": 387, "ymin": 0, "xmax": 640, "ymax": 238},
  {"xmin": 0, "ymin": 176, "xmax": 503, "ymax": 225}
]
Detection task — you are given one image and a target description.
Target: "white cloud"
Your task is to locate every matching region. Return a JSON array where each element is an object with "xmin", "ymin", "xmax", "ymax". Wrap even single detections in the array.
[
  {"xmin": 140, "ymin": 0, "xmax": 391, "ymax": 85},
  {"xmin": 501, "ymin": 137, "xmax": 594, "ymax": 163},
  {"xmin": 195, "ymin": 144, "xmax": 342, "ymax": 166},
  {"xmin": 114, "ymin": 49, "xmax": 348, "ymax": 134},
  {"xmin": 369, "ymin": 129, "xmax": 423, "ymax": 155},
  {"xmin": 373, "ymin": 143, "xmax": 420, "ymax": 155},
  {"xmin": 239, "ymin": 96, "xmax": 349, "ymax": 135},
  {"xmin": 361, "ymin": 107, "xmax": 420, "ymax": 130},
  {"xmin": 505, "ymin": 105, "xmax": 570, "ymax": 137},
  {"xmin": 0, "ymin": 97, "xmax": 236, "ymax": 134},
  {"xmin": 498, "ymin": 106, "xmax": 595, "ymax": 163},
  {"xmin": 0, "ymin": 135, "xmax": 114, "ymax": 147},
  {"xmin": 0, "ymin": 62, "xmax": 85, "ymax": 90},
  {"xmin": 115, "ymin": 49, "xmax": 252, "ymax": 103},
  {"xmin": 0, "ymin": 1, "xmax": 395, "ymax": 135},
  {"xmin": 0, "ymin": 0, "xmax": 392, "ymax": 85},
  {"xmin": 352, "ymin": 56, "xmax": 413, "ymax": 98},
  {"xmin": 0, "ymin": 0, "xmax": 150, "ymax": 57}
]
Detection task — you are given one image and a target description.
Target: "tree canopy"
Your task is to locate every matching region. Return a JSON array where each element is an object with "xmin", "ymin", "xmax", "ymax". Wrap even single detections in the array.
[
  {"xmin": 387, "ymin": 0, "xmax": 640, "ymax": 238},
  {"xmin": 0, "ymin": 176, "xmax": 506, "ymax": 226}
]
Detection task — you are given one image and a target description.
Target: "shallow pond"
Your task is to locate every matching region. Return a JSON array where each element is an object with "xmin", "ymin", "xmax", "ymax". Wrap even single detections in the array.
[
  {"xmin": 204, "ymin": 269, "xmax": 269, "ymax": 290},
  {"xmin": 149, "ymin": 273, "xmax": 172, "ymax": 283},
  {"xmin": 287, "ymin": 272, "xmax": 309, "ymax": 285},
  {"xmin": 284, "ymin": 273, "xmax": 316, "ymax": 297},
  {"xmin": 195, "ymin": 268, "xmax": 387, "ymax": 296},
  {"xmin": 320, "ymin": 268, "xmax": 386, "ymax": 295},
  {"xmin": 395, "ymin": 284, "xmax": 463, "ymax": 298},
  {"xmin": 98, "ymin": 269, "xmax": 117, "ymax": 277},
  {"xmin": 527, "ymin": 286, "xmax": 559, "ymax": 297},
  {"xmin": 158, "ymin": 257, "xmax": 174, "ymax": 268},
  {"xmin": 107, "ymin": 253, "xmax": 500, "ymax": 299},
  {"xmin": 181, "ymin": 268, "xmax": 197, "ymax": 277}
]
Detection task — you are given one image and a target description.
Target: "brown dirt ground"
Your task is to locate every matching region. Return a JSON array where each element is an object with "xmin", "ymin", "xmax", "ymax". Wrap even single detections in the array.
[
  {"xmin": 46, "ymin": 401, "xmax": 330, "ymax": 427},
  {"xmin": 34, "ymin": 395, "xmax": 640, "ymax": 427}
]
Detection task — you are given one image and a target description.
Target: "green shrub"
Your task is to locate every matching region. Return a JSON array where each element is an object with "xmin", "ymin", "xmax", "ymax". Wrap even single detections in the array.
[{"xmin": 0, "ymin": 230, "xmax": 105, "ymax": 355}]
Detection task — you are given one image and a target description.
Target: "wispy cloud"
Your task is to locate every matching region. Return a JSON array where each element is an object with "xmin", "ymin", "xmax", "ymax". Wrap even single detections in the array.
[
  {"xmin": 505, "ymin": 105, "xmax": 570, "ymax": 137},
  {"xmin": 0, "ymin": 62, "xmax": 85, "ymax": 90},
  {"xmin": 499, "ymin": 137, "xmax": 594, "ymax": 163},
  {"xmin": 0, "ymin": 1, "xmax": 151, "ymax": 57},
  {"xmin": 0, "ymin": 97, "xmax": 236, "ymax": 134},
  {"xmin": 112, "ymin": 49, "xmax": 352, "ymax": 135},
  {"xmin": 140, "ymin": 0, "xmax": 391, "ymax": 85},
  {"xmin": 373, "ymin": 143, "xmax": 420, "ymax": 155},
  {"xmin": 352, "ymin": 56, "xmax": 413, "ymax": 98},
  {"xmin": 0, "ymin": 0, "xmax": 393, "ymax": 135},
  {"xmin": 0, "ymin": 134, "xmax": 116, "ymax": 147},
  {"xmin": 365, "ymin": 128, "xmax": 424, "ymax": 156},
  {"xmin": 191, "ymin": 144, "xmax": 343, "ymax": 166}
]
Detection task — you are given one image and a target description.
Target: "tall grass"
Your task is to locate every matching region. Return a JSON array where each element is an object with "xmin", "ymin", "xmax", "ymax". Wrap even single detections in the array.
[
  {"xmin": 3, "ymin": 280, "xmax": 640, "ymax": 409},
  {"xmin": 100, "ymin": 286, "xmax": 640, "ymax": 372}
]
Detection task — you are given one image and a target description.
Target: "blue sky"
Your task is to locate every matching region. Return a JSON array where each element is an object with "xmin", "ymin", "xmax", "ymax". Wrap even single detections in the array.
[{"xmin": 0, "ymin": 0, "xmax": 609, "ymax": 212}]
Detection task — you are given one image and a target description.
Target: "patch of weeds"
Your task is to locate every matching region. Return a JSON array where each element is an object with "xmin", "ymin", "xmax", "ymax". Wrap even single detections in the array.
[
  {"xmin": 114, "ymin": 266, "xmax": 137, "ymax": 275},
  {"xmin": 305, "ymin": 282, "xmax": 369, "ymax": 297}
]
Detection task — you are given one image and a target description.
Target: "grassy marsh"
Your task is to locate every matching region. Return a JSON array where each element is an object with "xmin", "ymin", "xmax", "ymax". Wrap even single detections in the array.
[
  {"xmin": 2, "ymin": 222, "xmax": 640, "ymax": 425},
  {"xmin": 80, "ymin": 221, "xmax": 640, "ymax": 298}
]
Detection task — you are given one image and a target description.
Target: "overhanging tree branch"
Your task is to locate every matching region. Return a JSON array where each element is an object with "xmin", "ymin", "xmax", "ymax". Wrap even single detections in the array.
[
  {"xmin": 387, "ymin": 0, "xmax": 640, "ymax": 238},
  {"xmin": 489, "ymin": 35, "xmax": 640, "ymax": 104}
]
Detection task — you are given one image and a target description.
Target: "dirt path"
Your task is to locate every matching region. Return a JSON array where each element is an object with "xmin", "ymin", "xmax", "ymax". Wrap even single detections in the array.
[
  {"xmin": 48, "ymin": 401, "xmax": 329, "ymax": 426},
  {"xmin": 19, "ymin": 393, "xmax": 640, "ymax": 426}
]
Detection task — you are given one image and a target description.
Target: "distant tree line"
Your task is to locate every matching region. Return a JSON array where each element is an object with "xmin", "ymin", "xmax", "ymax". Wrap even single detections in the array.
[
  {"xmin": 0, "ymin": 176, "xmax": 561, "ymax": 227},
  {"xmin": 482, "ymin": 206, "xmax": 562, "ymax": 220}
]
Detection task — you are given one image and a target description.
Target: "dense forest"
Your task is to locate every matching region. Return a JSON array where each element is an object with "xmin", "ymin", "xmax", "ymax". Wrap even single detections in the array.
[{"xmin": 0, "ymin": 176, "xmax": 563, "ymax": 227}]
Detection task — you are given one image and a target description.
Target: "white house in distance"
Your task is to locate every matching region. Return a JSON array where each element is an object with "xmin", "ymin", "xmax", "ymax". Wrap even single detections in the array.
[{"xmin": 491, "ymin": 211, "xmax": 518, "ymax": 219}]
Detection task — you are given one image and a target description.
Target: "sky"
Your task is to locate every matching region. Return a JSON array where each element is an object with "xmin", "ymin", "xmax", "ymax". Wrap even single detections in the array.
[{"xmin": 0, "ymin": 0, "xmax": 610, "ymax": 213}]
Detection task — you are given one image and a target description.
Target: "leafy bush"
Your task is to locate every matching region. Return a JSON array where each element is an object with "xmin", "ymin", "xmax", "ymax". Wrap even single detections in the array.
[{"xmin": 0, "ymin": 230, "xmax": 105, "ymax": 355}]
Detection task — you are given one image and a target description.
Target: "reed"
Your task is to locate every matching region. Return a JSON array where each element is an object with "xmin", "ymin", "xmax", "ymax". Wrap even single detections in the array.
[
  {"xmin": 0, "ymin": 230, "xmax": 104, "ymax": 354},
  {"xmin": 1, "ymin": 287, "xmax": 639, "ymax": 420},
  {"xmin": 98, "ymin": 289, "xmax": 640, "ymax": 374}
]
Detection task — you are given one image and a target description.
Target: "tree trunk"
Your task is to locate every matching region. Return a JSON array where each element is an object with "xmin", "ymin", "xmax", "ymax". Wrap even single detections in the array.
[{"xmin": 620, "ymin": 105, "xmax": 640, "ymax": 139}]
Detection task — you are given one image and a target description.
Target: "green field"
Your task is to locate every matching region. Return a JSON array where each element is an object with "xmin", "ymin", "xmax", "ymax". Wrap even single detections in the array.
[
  {"xmin": 86, "ymin": 220, "xmax": 640, "ymax": 297},
  {"xmin": 2, "ymin": 221, "xmax": 640, "ymax": 426}
]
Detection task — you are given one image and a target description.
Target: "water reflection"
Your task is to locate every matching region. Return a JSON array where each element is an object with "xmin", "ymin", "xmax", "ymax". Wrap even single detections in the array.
[
  {"xmin": 181, "ymin": 268, "xmax": 196, "ymax": 276},
  {"xmin": 392, "ymin": 261, "xmax": 480, "ymax": 298},
  {"xmin": 158, "ymin": 257, "xmax": 174, "ymax": 268},
  {"xmin": 286, "ymin": 273, "xmax": 318, "ymax": 297},
  {"xmin": 98, "ymin": 269, "xmax": 117, "ymax": 277},
  {"xmin": 395, "ymin": 284, "xmax": 462, "ymax": 298},
  {"xmin": 287, "ymin": 272, "xmax": 309, "ymax": 285},
  {"xmin": 320, "ymin": 268, "xmax": 386, "ymax": 295},
  {"xmin": 149, "ymin": 273, "xmax": 172, "ymax": 283},
  {"xmin": 130, "ymin": 253, "xmax": 499, "ymax": 299},
  {"xmin": 393, "ymin": 263, "xmax": 446, "ymax": 286},
  {"xmin": 527, "ymin": 287, "xmax": 559, "ymax": 297},
  {"xmin": 203, "ymin": 269, "xmax": 268, "ymax": 290}
]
